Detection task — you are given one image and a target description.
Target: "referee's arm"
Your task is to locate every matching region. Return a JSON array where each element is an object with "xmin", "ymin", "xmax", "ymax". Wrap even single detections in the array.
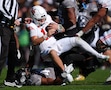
[{"xmin": 1, "ymin": 0, "xmax": 13, "ymax": 19}]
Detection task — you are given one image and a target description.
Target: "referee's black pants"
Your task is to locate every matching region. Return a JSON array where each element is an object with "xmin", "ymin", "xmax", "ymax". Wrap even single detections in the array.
[{"xmin": 0, "ymin": 26, "xmax": 17, "ymax": 80}]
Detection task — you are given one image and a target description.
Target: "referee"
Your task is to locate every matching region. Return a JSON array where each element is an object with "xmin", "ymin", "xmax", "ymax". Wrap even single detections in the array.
[{"xmin": 0, "ymin": 0, "xmax": 21, "ymax": 88}]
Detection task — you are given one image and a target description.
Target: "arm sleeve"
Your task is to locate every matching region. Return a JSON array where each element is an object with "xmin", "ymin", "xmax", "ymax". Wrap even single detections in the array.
[{"xmin": 0, "ymin": 0, "xmax": 12, "ymax": 19}]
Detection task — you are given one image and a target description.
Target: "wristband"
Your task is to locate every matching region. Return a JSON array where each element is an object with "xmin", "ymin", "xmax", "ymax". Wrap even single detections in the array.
[
  {"xmin": 43, "ymin": 34, "xmax": 48, "ymax": 40},
  {"xmin": 17, "ymin": 49, "xmax": 21, "ymax": 59},
  {"xmin": 57, "ymin": 24, "xmax": 64, "ymax": 33},
  {"xmin": 76, "ymin": 30, "xmax": 84, "ymax": 37}
]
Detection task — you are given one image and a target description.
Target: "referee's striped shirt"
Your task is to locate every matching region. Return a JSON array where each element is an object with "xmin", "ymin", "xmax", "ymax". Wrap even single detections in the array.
[{"xmin": 0, "ymin": 0, "xmax": 18, "ymax": 20}]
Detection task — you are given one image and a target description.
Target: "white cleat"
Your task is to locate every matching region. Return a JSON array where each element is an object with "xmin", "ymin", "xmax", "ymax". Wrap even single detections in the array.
[
  {"xmin": 61, "ymin": 63, "xmax": 74, "ymax": 85},
  {"xmin": 66, "ymin": 73, "xmax": 74, "ymax": 83},
  {"xmin": 61, "ymin": 72, "xmax": 74, "ymax": 83},
  {"xmin": 4, "ymin": 80, "xmax": 22, "ymax": 88},
  {"xmin": 106, "ymin": 75, "xmax": 111, "ymax": 82},
  {"xmin": 61, "ymin": 73, "xmax": 74, "ymax": 86},
  {"xmin": 64, "ymin": 63, "xmax": 74, "ymax": 74},
  {"xmin": 4, "ymin": 80, "xmax": 15, "ymax": 87}
]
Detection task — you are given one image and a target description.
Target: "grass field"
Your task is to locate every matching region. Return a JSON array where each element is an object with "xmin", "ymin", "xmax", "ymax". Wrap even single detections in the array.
[{"xmin": 0, "ymin": 67, "xmax": 111, "ymax": 90}]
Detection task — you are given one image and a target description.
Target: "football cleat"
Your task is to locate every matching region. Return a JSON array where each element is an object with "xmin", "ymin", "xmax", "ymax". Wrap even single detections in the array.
[
  {"xmin": 75, "ymin": 74, "xmax": 85, "ymax": 81},
  {"xmin": 106, "ymin": 75, "xmax": 111, "ymax": 82},
  {"xmin": 64, "ymin": 63, "xmax": 74, "ymax": 74},
  {"xmin": 61, "ymin": 73, "xmax": 74, "ymax": 82},
  {"xmin": 61, "ymin": 73, "xmax": 74, "ymax": 86},
  {"xmin": 104, "ymin": 81, "xmax": 111, "ymax": 85},
  {"xmin": 61, "ymin": 63, "xmax": 74, "ymax": 84},
  {"xmin": 66, "ymin": 73, "xmax": 74, "ymax": 83},
  {"xmin": 4, "ymin": 80, "xmax": 22, "ymax": 88}
]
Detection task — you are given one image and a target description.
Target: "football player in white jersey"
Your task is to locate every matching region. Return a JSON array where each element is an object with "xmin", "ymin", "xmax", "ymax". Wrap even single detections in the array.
[{"xmin": 26, "ymin": 5, "xmax": 110, "ymax": 84}]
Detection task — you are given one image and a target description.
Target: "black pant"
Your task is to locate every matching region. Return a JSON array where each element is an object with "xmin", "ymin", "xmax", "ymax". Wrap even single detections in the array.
[
  {"xmin": 0, "ymin": 26, "xmax": 17, "ymax": 80},
  {"xmin": 6, "ymin": 34, "xmax": 18, "ymax": 80}
]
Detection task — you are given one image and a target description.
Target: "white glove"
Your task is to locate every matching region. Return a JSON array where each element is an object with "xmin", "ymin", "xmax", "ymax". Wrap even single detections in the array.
[
  {"xmin": 17, "ymin": 49, "xmax": 21, "ymax": 59},
  {"xmin": 76, "ymin": 30, "xmax": 84, "ymax": 37}
]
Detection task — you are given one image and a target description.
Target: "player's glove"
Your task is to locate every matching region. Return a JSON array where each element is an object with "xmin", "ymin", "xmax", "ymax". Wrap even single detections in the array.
[{"xmin": 17, "ymin": 49, "xmax": 21, "ymax": 59}]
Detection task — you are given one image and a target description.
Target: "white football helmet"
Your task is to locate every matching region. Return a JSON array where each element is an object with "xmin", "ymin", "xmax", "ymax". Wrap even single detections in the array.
[{"xmin": 30, "ymin": 5, "xmax": 47, "ymax": 26}]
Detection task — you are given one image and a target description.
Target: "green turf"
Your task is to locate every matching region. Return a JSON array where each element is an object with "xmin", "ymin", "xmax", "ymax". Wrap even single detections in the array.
[{"xmin": 0, "ymin": 67, "xmax": 111, "ymax": 90}]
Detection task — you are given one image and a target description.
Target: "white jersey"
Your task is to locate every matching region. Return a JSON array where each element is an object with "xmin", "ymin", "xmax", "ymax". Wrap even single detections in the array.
[
  {"xmin": 100, "ymin": 29, "xmax": 111, "ymax": 46},
  {"xmin": 27, "ymin": 13, "xmax": 106, "ymax": 62},
  {"xmin": 27, "ymin": 14, "xmax": 77, "ymax": 58},
  {"xmin": 27, "ymin": 15, "xmax": 57, "ymax": 54},
  {"xmin": 98, "ymin": 0, "xmax": 111, "ymax": 11}
]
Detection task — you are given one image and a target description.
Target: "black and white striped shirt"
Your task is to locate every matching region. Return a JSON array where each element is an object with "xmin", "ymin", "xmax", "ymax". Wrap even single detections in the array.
[{"xmin": 0, "ymin": 0, "xmax": 18, "ymax": 20}]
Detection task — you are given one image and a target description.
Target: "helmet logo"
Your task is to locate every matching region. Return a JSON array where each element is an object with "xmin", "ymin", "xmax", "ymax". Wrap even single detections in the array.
[{"xmin": 31, "ymin": 9, "xmax": 35, "ymax": 15}]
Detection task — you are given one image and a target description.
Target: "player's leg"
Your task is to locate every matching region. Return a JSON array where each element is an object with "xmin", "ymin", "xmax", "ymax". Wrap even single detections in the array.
[
  {"xmin": 74, "ymin": 37, "xmax": 110, "ymax": 60},
  {"xmin": 50, "ymin": 50, "xmax": 74, "ymax": 83},
  {"xmin": 50, "ymin": 50, "xmax": 65, "ymax": 71}
]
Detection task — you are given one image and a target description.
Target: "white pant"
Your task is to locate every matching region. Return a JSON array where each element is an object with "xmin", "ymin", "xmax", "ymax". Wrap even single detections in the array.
[{"xmin": 49, "ymin": 37, "xmax": 101, "ymax": 57}]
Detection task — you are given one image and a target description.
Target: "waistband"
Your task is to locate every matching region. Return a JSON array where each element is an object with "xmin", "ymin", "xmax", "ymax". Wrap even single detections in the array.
[
  {"xmin": 0, "ymin": 22, "xmax": 14, "ymax": 29},
  {"xmin": 0, "ymin": 16, "xmax": 14, "ymax": 28}
]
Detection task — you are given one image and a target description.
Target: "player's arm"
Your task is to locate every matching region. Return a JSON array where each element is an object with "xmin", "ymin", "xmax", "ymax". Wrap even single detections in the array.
[
  {"xmin": 67, "ymin": 7, "xmax": 77, "ymax": 26},
  {"xmin": 31, "ymin": 36, "xmax": 47, "ymax": 45},
  {"xmin": 46, "ymin": 23, "xmax": 65, "ymax": 36},
  {"xmin": 31, "ymin": 23, "xmax": 65, "ymax": 45},
  {"xmin": 76, "ymin": 7, "xmax": 107, "ymax": 37},
  {"xmin": 1, "ymin": 0, "xmax": 12, "ymax": 19},
  {"xmin": 26, "ymin": 23, "xmax": 48, "ymax": 45},
  {"xmin": 82, "ymin": 7, "xmax": 107, "ymax": 33}
]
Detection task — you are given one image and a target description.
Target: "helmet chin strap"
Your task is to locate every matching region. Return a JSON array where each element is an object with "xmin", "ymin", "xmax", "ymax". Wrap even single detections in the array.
[
  {"xmin": 39, "ymin": 22, "xmax": 45, "ymax": 26},
  {"xmin": 34, "ymin": 20, "xmax": 45, "ymax": 26}
]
